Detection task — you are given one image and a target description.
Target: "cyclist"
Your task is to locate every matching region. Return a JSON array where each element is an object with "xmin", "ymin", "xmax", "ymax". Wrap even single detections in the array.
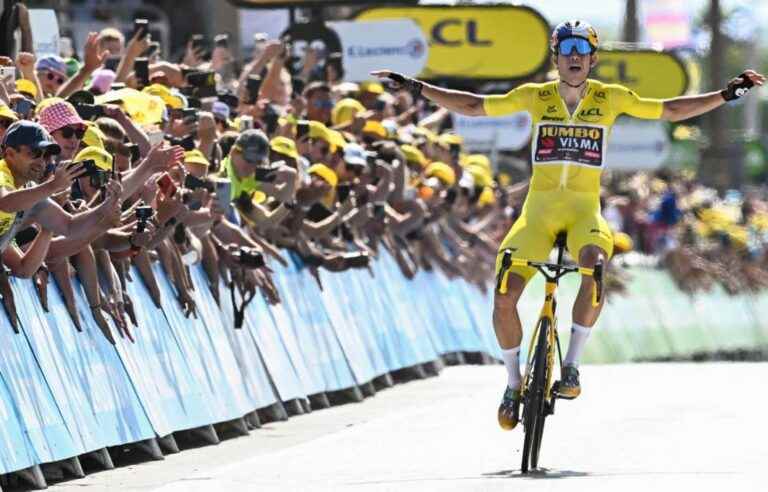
[{"xmin": 373, "ymin": 20, "xmax": 765, "ymax": 430}]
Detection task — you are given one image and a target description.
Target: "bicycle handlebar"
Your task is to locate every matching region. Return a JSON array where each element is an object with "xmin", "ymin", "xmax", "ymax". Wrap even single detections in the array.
[{"xmin": 496, "ymin": 249, "xmax": 604, "ymax": 305}]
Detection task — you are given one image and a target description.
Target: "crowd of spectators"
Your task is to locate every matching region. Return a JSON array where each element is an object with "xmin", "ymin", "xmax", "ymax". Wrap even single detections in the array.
[{"xmin": 1, "ymin": 13, "xmax": 767, "ymax": 344}]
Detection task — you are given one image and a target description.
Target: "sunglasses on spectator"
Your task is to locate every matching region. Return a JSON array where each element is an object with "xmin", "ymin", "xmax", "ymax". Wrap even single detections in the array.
[
  {"xmin": 58, "ymin": 126, "xmax": 86, "ymax": 140},
  {"xmin": 313, "ymin": 100, "xmax": 334, "ymax": 110},
  {"xmin": 44, "ymin": 72, "xmax": 66, "ymax": 84}
]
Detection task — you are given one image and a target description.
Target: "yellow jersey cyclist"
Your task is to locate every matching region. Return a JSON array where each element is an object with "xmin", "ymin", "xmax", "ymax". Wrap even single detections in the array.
[{"xmin": 374, "ymin": 19, "xmax": 765, "ymax": 430}]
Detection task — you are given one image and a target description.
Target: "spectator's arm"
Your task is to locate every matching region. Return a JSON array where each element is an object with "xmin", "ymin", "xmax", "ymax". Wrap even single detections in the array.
[
  {"xmin": 104, "ymin": 105, "xmax": 151, "ymax": 156},
  {"xmin": 238, "ymin": 202, "xmax": 291, "ymax": 230},
  {"xmin": 15, "ymin": 52, "xmax": 43, "ymax": 103},
  {"xmin": 57, "ymin": 32, "xmax": 107, "ymax": 98},
  {"xmin": 16, "ymin": 4, "xmax": 33, "ymax": 54},
  {"xmin": 237, "ymin": 41, "xmax": 282, "ymax": 97},
  {"xmin": 31, "ymin": 181, "xmax": 121, "ymax": 238},
  {"xmin": 114, "ymin": 31, "xmax": 151, "ymax": 84},
  {"xmin": 2, "ymin": 229, "xmax": 52, "ymax": 278}
]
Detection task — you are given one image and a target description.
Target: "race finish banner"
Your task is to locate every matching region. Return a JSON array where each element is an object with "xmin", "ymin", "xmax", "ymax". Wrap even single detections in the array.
[
  {"xmin": 327, "ymin": 20, "xmax": 428, "ymax": 81},
  {"xmin": 356, "ymin": 5, "xmax": 550, "ymax": 80},
  {"xmin": 594, "ymin": 49, "xmax": 689, "ymax": 98}
]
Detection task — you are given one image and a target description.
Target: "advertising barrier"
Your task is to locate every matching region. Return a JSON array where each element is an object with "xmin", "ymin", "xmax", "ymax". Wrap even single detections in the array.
[
  {"xmin": 327, "ymin": 19, "xmax": 428, "ymax": 82},
  {"xmin": 356, "ymin": 5, "xmax": 550, "ymax": 80},
  {"xmin": 594, "ymin": 49, "xmax": 689, "ymax": 98},
  {"xmin": 0, "ymin": 253, "xmax": 767, "ymax": 481}
]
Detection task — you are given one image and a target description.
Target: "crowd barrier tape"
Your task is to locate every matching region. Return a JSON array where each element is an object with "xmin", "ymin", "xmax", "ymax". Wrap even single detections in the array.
[{"xmin": 1, "ymin": 253, "xmax": 768, "ymax": 476}]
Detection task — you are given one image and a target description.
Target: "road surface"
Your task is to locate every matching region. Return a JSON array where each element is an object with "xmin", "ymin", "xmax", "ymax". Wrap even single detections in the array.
[{"xmin": 45, "ymin": 362, "xmax": 766, "ymax": 491}]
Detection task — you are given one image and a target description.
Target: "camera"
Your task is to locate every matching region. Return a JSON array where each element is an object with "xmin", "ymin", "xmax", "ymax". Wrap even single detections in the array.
[
  {"xmin": 74, "ymin": 103, "xmax": 106, "ymax": 121},
  {"xmin": 296, "ymin": 120, "xmax": 310, "ymax": 140},
  {"xmin": 184, "ymin": 174, "xmax": 215, "ymax": 192},
  {"xmin": 262, "ymin": 103, "xmax": 280, "ymax": 135},
  {"xmin": 190, "ymin": 34, "xmax": 206, "ymax": 52},
  {"xmin": 253, "ymin": 165, "xmax": 279, "ymax": 182},
  {"xmin": 135, "ymin": 205, "xmax": 154, "ymax": 233},
  {"xmin": 238, "ymin": 247, "xmax": 265, "ymax": 269},
  {"xmin": 167, "ymin": 134, "xmax": 196, "ymax": 151}
]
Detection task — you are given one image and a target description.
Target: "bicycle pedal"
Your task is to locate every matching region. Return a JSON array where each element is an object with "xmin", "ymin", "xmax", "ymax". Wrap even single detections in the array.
[{"xmin": 552, "ymin": 381, "xmax": 576, "ymax": 400}]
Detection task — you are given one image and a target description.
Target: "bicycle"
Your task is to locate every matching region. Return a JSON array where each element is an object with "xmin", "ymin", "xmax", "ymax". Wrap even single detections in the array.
[{"xmin": 496, "ymin": 232, "xmax": 604, "ymax": 474}]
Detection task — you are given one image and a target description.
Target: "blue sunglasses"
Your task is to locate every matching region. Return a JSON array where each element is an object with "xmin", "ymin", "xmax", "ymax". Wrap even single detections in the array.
[{"xmin": 558, "ymin": 37, "xmax": 593, "ymax": 56}]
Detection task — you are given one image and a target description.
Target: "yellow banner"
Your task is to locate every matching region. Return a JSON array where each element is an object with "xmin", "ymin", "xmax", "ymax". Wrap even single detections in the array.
[
  {"xmin": 356, "ymin": 6, "xmax": 550, "ymax": 80},
  {"xmin": 593, "ymin": 50, "xmax": 689, "ymax": 99}
]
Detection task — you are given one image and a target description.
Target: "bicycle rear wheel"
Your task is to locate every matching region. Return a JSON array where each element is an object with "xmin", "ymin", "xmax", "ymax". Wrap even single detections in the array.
[{"xmin": 521, "ymin": 318, "xmax": 549, "ymax": 473}]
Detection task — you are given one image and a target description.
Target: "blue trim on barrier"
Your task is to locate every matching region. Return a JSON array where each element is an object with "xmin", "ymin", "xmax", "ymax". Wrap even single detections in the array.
[{"xmin": 22, "ymin": 277, "xmax": 154, "ymax": 453}]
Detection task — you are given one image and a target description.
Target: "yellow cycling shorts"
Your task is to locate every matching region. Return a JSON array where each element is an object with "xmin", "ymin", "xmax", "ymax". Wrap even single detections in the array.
[{"xmin": 495, "ymin": 188, "xmax": 614, "ymax": 285}]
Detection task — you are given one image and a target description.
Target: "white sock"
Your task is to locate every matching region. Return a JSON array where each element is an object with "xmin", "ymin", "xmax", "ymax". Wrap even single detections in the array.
[
  {"xmin": 564, "ymin": 323, "xmax": 592, "ymax": 367},
  {"xmin": 501, "ymin": 346, "xmax": 521, "ymax": 390}
]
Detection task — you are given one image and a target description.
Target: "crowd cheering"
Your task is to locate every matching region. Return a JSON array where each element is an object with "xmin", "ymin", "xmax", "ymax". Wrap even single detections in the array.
[{"xmin": 1, "ymin": 16, "xmax": 767, "ymax": 344}]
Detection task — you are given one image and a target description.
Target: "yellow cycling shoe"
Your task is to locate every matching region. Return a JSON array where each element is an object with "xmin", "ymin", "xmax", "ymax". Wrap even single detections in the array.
[
  {"xmin": 497, "ymin": 387, "xmax": 521, "ymax": 430},
  {"xmin": 555, "ymin": 365, "xmax": 581, "ymax": 400}
]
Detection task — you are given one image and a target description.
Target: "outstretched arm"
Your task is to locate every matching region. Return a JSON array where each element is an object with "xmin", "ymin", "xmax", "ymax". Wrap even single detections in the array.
[
  {"xmin": 661, "ymin": 70, "xmax": 765, "ymax": 122},
  {"xmin": 371, "ymin": 70, "xmax": 486, "ymax": 116}
]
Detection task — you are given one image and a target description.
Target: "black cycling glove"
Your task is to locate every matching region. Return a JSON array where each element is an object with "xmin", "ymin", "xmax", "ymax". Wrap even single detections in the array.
[
  {"xmin": 385, "ymin": 71, "xmax": 424, "ymax": 97},
  {"xmin": 721, "ymin": 72, "xmax": 755, "ymax": 101}
]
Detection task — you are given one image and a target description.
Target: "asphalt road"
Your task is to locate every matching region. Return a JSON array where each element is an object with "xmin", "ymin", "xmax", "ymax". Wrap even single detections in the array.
[{"xmin": 45, "ymin": 362, "xmax": 767, "ymax": 492}]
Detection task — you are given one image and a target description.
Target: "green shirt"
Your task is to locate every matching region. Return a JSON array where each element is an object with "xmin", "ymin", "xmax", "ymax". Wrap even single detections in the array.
[{"xmin": 219, "ymin": 156, "xmax": 260, "ymax": 202}]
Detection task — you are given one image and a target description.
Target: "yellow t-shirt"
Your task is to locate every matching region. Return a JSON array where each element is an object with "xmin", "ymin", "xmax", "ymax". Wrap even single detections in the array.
[
  {"xmin": 484, "ymin": 79, "xmax": 664, "ymax": 193},
  {"xmin": 0, "ymin": 159, "xmax": 19, "ymax": 236}
]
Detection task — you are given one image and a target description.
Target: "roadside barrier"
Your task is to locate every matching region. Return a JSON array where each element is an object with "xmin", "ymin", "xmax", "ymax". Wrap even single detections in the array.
[{"xmin": 1, "ymin": 255, "xmax": 766, "ymax": 487}]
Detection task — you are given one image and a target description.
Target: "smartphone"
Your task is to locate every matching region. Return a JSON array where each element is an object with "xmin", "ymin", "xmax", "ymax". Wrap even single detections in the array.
[
  {"xmin": 157, "ymin": 173, "xmax": 177, "ymax": 197},
  {"xmin": 134, "ymin": 57, "xmax": 150, "ymax": 88},
  {"xmin": 147, "ymin": 129, "xmax": 164, "ymax": 146},
  {"xmin": 184, "ymin": 174, "xmax": 214, "ymax": 192},
  {"xmin": 168, "ymin": 134, "xmax": 196, "ymax": 152},
  {"xmin": 374, "ymin": 98, "xmax": 386, "ymax": 112},
  {"xmin": 262, "ymin": 104, "xmax": 279, "ymax": 135},
  {"xmin": 126, "ymin": 143, "xmax": 140, "ymax": 164},
  {"xmin": 291, "ymin": 78, "xmax": 305, "ymax": 98},
  {"xmin": 133, "ymin": 19, "xmax": 149, "ymax": 40},
  {"xmin": 245, "ymin": 75, "xmax": 262, "ymax": 104},
  {"xmin": 213, "ymin": 178, "xmax": 231, "ymax": 211},
  {"xmin": 190, "ymin": 34, "xmax": 205, "ymax": 52},
  {"xmin": 238, "ymin": 247, "xmax": 265, "ymax": 268},
  {"xmin": 185, "ymin": 70, "xmax": 216, "ymax": 98},
  {"xmin": 296, "ymin": 120, "xmax": 310, "ymax": 140},
  {"xmin": 104, "ymin": 56, "xmax": 120, "ymax": 72},
  {"xmin": 344, "ymin": 252, "xmax": 370, "ymax": 269},
  {"xmin": 135, "ymin": 205, "xmax": 154, "ymax": 232},
  {"xmin": 214, "ymin": 34, "xmax": 229, "ymax": 49},
  {"xmin": 0, "ymin": 66, "xmax": 15, "ymax": 82}
]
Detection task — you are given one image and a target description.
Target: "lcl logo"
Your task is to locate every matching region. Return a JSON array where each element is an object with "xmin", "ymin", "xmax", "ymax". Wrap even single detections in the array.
[{"xmin": 431, "ymin": 19, "xmax": 492, "ymax": 46}]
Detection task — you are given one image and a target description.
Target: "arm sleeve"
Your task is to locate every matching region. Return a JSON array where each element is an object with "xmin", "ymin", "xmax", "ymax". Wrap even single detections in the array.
[
  {"xmin": 610, "ymin": 85, "xmax": 664, "ymax": 120},
  {"xmin": 483, "ymin": 83, "xmax": 534, "ymax": 117}
]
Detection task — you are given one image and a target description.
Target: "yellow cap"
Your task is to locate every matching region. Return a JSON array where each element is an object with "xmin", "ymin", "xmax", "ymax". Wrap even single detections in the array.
[
  {"xmin": 142, "ymin": 84, "xmax": 185, "ymax": 110},
  {"xmin": 251, "ymin": 190, "xmax": 267, "ymax": 205},
  {"xmin": 438, "ymin": 133, "xmax": 463, "ymax": 149},
  {"xmin": 400, "ymin": 144, "xmax": 428, "ymax": 167},
  {"xmin": 308, "ymin": 120, "xmax": 346, "ymax": 153},
  {"xmin": 463, "ymin": 154, "xmax": 491, "ymax": 173},
  {"xmin": 184, "ymin": 149, "xmax": 210, "ymax": 167},
  {"xmin": 612, "ymin": 231, "xmax": 634, "ymax": 254},
  {"xmin": 412, "ymin": 126, "xmax": 438, "ymax": 143},
  {"xmin": 15, "ymin": 79, "xmax": 37, "ymax": 98},
  {"xmin": 478, "ymin": 186, "xmax": 496, "ymax": 207},
  {"xmin": 362, "ymin": 120, "xmax": 387, "ymax": 139},
  {"xmin": 359, "ymin": 81, "xmax": 384, "ymax": 94},
  {"xmin": 331, "ymin": 98, "xmax": 365, "ymax": 126},
  {"xmin": 74, "ymin": 146, "xmax": 113, "ymax": 171},
  {"xmin": 82, "ymin": 123, "xmax": 106, "ymax": 150},
  {"xmin": 308, "ymin": 163, "xmax": 338, "ymax": 188},
  {"xmin": 466, "ymin": 164, "xmax": 493, "ymax": 188},
  {"xmin": 425, "ymin": 162, "xmax": 456, "ymax": 187},
  {"xmin": 270, "ymin": 136, "xmax": 299, "ymax": 160},
  {"xmin": 0, "ymin": 104, "xmax": 18, "ymax": 122}
]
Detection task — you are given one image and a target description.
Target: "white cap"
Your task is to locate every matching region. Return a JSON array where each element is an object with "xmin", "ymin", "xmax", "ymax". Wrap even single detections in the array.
[{"xmin": 343, "ymin": 143, "xmax": 374, "ymax": 167}]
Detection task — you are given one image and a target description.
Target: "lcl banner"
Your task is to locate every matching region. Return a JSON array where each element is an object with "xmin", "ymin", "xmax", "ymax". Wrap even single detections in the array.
[
  {"xmin": 594, "ymin": 49, "xmax": 689, "ymax": 98},
  {"xmin": 356, "ymin": 5, "xmax": 550, "ymax": 80},
  {"xmin": 327, "ymin": 19, "xmax": 428, "ymax": 82}
]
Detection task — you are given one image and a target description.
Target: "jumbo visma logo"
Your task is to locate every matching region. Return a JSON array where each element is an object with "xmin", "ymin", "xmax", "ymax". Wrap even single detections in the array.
[{"xmin": 535, "ymin": 124, "xmax": 606, "ymax": 167}]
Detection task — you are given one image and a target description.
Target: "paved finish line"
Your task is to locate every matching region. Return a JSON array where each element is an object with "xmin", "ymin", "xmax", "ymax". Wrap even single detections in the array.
[{"xmin": 54, "ymin": 363, "xmax": 765, "ymax": 491}]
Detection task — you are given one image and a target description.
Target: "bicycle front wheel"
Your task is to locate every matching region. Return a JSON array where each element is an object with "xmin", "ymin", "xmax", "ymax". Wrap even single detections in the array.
[{"xmin": 521, "ymin": 317, "xmax": 549, "ymax": 473}]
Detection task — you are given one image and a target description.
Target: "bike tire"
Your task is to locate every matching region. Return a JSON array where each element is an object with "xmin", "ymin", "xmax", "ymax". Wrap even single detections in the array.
[
  {"xmin": 521, "ymin": 318, "xmax": 549, "ymax": 473},
  {"xmin": 530, "ymin": 319, "xmax": 551, "ymax": 469}
]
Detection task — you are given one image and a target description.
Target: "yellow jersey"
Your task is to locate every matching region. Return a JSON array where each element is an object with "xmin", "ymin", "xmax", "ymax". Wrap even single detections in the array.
[{"xmin": 484, "ymin": 79, "xmax": 663, "ymax": 193}]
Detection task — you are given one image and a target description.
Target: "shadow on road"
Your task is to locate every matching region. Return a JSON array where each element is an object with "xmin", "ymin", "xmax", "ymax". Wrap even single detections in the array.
[{"xmin": 483, "ymin": 468, "xmax": 589, "ymax": 479}]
